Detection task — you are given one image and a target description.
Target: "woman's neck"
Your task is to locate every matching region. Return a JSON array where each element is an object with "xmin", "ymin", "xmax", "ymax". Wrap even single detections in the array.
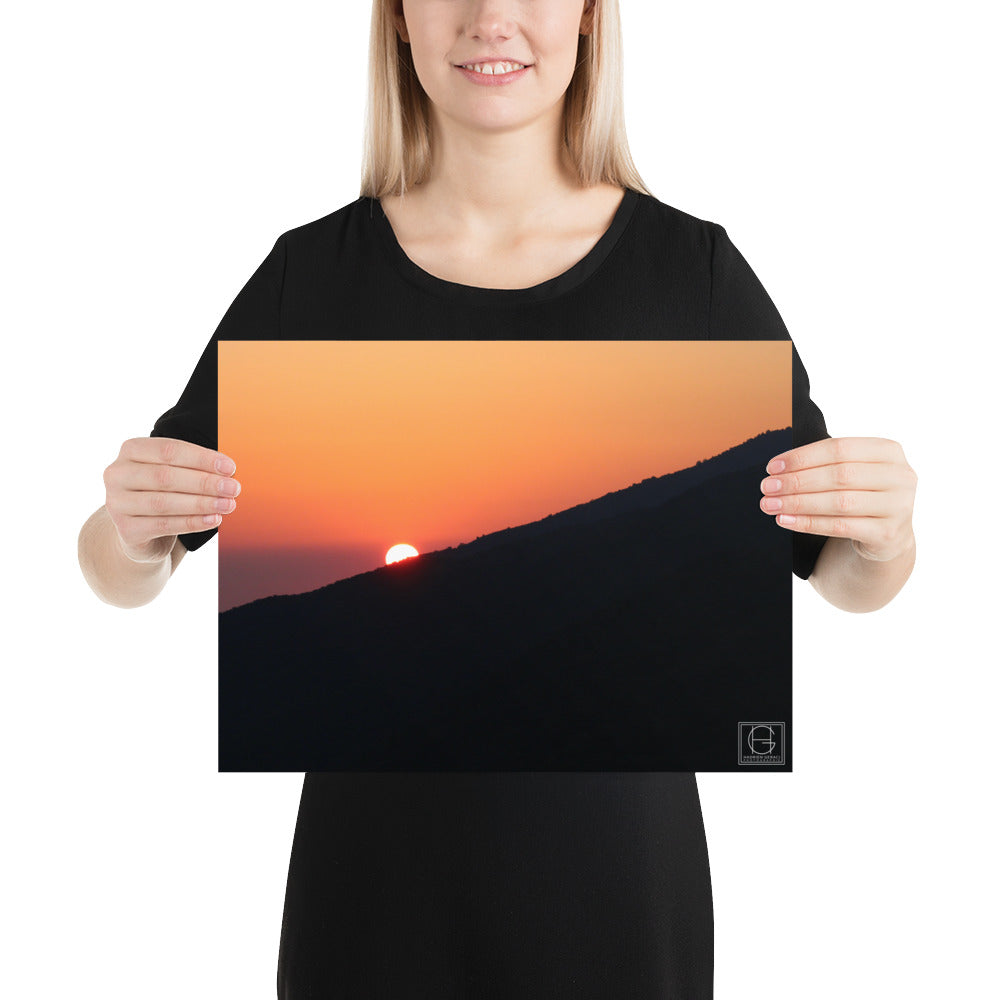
[{"xmin": 405, "ymin": 115, "xmax": 587, "ymax": 238}]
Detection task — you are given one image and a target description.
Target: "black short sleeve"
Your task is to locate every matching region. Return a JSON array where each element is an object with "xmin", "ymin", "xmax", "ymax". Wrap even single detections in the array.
[
  {"xmin": 709, "ymin": 223, "xmax": 831, "ymax": 580},
  {"xmin": 149, "ymin": 232, "xmax": 286, "ymax": 552}
]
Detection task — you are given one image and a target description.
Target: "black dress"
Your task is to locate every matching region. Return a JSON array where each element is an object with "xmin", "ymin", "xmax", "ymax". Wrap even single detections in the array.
[{"xmin": 151, "ymin": 187, "xmax": 829, "ymax": 998}]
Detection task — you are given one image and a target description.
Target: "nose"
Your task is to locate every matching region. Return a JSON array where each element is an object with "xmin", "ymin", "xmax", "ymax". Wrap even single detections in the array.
[{"xmin": 463, "ymin": 0, "xmax": 517, "ymax": 43}]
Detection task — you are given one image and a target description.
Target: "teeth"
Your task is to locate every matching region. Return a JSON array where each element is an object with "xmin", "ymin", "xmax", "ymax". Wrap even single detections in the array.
[{"xmin": 462, "ymin": 61, "xmax": 525, "ymax": 75}]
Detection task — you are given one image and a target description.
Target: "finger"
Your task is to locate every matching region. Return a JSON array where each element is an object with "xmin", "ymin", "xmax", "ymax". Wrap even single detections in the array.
[
  {"xmin": 771, "ymin": 512, "xmax": 886, "ymax": 544},
  {"xmin": 114, "ymin": 489, "xmax": 238, "ymax": 518},
  {"xmin": 116, "ymin": 512, "xmax": 225, "ymax": 548},
  {"xmin": 766, "ymin": 437, "xmax": 905, "ymax": 476},
  {"xmin": 120, "ymin": 437, "xmax": 237, "ymax": 476},
  {"xmin": 760, "ymin": 461, "xmax": 913, "ymax": 497},
  {"xmin": 110, "ymin": 461, "xmax": 242, "ymax": 499},
  {"xmin": 760, "ymin": 489, "xmax": 893, "ymax": 518},
  {"xmin": 771, "ymin": 511, "xmax": 911, "ymax": 560}
]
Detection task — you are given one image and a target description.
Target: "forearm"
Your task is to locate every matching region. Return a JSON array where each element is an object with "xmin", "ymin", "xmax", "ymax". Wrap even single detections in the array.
[
  {"xmin": 78, "ymin": 506, "xmax": 186, "ymax": 609},
  {"xmin": 808, "ymin": 533, "xmax": 916, "ymax": 613}
]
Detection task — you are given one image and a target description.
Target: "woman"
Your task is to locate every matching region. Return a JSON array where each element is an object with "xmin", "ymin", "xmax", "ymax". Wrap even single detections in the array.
[{"xmin": 79, "ymin": 1, "xmax": 917, "ymax": 995}]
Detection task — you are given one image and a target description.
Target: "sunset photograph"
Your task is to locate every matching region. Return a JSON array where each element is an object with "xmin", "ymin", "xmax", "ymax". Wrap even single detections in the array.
[{"xmin": 218, "ymin": 340, "xmax": 794, "ymax": 773}]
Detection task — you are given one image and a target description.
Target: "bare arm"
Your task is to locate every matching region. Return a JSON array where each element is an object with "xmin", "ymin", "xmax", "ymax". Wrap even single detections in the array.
[
  {"xmin": 808, "ymin": 533, "xmax": 916, "ymax": 613},
  {"xmin": 78, "ymin": 505, "xmax": 188, "ymax": 609}
]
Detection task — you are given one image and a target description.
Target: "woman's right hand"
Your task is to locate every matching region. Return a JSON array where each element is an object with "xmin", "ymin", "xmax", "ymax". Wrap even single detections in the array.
[{"xmin": 103, "ymin": 437, "xmax": 240, "ymax": 563}]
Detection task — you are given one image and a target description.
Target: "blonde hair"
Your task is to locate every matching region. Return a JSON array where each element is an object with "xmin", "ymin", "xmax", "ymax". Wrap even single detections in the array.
[{"xmin": 359, "ymin": 0, "xmax": 652, "ymax": 199}]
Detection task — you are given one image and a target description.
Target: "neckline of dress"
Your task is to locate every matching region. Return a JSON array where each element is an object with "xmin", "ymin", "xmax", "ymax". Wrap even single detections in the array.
[{"xmin": 368, "ymin": 187, "xmax": 640, "ymax": 306}]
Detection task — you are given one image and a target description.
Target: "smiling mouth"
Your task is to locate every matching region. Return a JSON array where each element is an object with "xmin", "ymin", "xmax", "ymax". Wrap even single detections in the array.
[{"xmin": 456, "ymin": 61, "xmax": 530, "ymax": 76}]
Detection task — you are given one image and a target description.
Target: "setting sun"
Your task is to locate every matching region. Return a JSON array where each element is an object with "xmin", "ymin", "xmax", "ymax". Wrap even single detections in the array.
[{"xmin": 385, "ymin": 543, "xmax": 420, "ymax": 565}]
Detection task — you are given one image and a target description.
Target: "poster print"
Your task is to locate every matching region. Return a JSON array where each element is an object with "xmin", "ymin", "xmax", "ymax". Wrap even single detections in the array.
[{"xmin": 218, "ymin": 340, "xmax": 793, "ymax": 772}]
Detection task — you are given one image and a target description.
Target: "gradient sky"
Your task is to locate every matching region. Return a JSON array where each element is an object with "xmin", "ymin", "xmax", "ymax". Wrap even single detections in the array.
[{"xmin": 218, "ymin": 340, "xmax": 790, "ymax": 610}]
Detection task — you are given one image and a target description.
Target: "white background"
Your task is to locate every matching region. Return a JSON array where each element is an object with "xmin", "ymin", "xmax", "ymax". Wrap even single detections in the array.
[{"xmin": 4, "ymin": 1, "xmax": 997, "ymax": 996}]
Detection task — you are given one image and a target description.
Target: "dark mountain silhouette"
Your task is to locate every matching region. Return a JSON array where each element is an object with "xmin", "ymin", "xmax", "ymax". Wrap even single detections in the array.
[
  {"xmin": 219, "ymin": 428, "xmax": 794, "ymax": 772},
  {"xmin": 436, "ymin": 427, "xmax": 793, "ymax": 562}
]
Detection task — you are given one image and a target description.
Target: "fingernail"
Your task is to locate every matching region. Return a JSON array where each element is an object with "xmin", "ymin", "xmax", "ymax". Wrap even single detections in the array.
[
  {"xmin": 216, "ymin": 456, "xmax": 236, "ymax": 475},
  {"xmin": 762, "ymin": 478, "xmax": 782, "ymax": 493},
  {"xmin": 218, "ymin": 478, "xmax": 240, "ymax": 497},
  {"xmin": 777, "ymin": 514, "xmax": 796, "ymax": 526},
  {"xmin": 762, "ymin": 497, "xmax": 782, "ymax": 512},
  {"xmin": 767, "ymin": 459, "xmax": 785, "ymax": 474}
]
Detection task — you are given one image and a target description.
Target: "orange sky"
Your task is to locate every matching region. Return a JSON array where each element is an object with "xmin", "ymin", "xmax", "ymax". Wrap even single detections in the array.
[{"xmin": 219, "ymin": 340, "xmax": 789, "ymax": 581}]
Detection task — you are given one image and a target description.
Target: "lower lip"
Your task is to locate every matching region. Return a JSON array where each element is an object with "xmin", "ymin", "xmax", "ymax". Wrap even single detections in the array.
[{"xmin": 455, "ymin": 64, "xmax": 531, "ymax": 86}]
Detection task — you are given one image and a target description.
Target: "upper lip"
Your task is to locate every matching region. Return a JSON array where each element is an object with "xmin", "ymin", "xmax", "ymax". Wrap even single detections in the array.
[{"xmin": 455, "ymin": 57, "xmax": 531, "ymax": 66}]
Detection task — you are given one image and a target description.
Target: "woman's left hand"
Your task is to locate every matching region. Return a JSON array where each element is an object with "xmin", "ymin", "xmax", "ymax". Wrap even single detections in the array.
[{"xmin": 760, "ymin": 437, "xmax": 917, "ymax": 562}]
